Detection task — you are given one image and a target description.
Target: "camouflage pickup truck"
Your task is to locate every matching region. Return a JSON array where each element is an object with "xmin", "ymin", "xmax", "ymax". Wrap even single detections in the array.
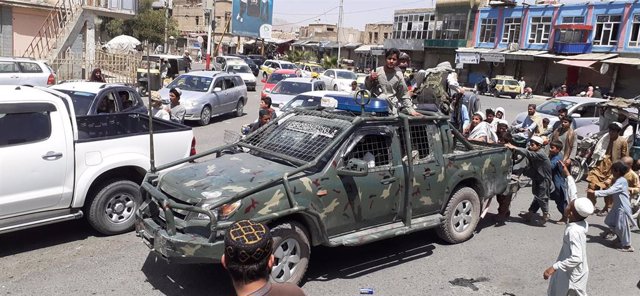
[{"xmin": 135, "ymin": 95, "xmax": 513, "ymax": 285}]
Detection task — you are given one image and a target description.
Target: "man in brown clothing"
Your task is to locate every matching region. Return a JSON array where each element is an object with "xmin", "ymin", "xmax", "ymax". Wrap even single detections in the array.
[
  {"xmin": 222, "ymin": 220, "xmax": 305, "ymax": 296},
  {"xmin": 587, "ymin": 122, "xmax": 628, "ymax": 215}
]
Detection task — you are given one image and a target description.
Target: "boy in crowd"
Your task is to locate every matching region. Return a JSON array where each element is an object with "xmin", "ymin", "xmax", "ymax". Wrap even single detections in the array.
[
  {"xmin": 544, "ymin": 198, "xmax": 594, "ymax": 296},
  {"xmin": 549, "ymin": 140, "xmax": 568, "ymax": 223}
]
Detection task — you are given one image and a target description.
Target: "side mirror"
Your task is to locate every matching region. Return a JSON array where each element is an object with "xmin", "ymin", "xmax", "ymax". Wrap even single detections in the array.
[
  {"xmin": 571, "ymin": 113, "xmax": 582, "ymax": 118},
  {"xmin": 213, "ymin": 87, "xmax": 222, "ymax": 92},
  {"xmin": 336, "ymin": 158, "xmax": 369, "ymax": 177}
]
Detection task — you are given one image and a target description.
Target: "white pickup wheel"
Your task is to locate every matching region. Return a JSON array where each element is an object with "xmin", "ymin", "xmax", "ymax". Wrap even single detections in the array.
[{"xmin": 86, "ymin": 180, "xmax": 141, "ymax": 235}]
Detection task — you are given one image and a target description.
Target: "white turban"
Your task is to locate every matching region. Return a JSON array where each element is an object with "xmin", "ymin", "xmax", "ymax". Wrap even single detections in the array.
[
  {"xmin": 574, "ymin": 197, "xmax": 594, "ymax": 218},
  {"xmin": 530, "ymin": 136, "xmax": 544, "ymax": 145}
]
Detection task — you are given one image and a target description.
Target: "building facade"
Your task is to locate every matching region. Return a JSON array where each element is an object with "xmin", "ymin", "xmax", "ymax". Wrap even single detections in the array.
[
  {"xmin": 459, "ymin": 1, "xmax": 640, "ymax": 97},
  {"xmin": 363, "ymin": 23, "xmax": 392, "ymax": 45}
]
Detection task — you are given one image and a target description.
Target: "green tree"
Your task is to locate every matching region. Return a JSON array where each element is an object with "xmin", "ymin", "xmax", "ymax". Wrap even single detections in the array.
[
  {"xmin": 285, "ymin": 50, "xmax": 316, "ymax": 63},
  {"xmin": 99, "ymin": 0, "xmax": 178, "ymax": 45},
  {"xmin": 321, "ymin": 55, "xmax": 338, "ymax": 69}
]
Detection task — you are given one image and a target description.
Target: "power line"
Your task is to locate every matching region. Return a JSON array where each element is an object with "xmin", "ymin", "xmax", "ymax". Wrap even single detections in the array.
[{"xmin": 272, "ymin": 6, "xmax": 339, "ymax": 26}]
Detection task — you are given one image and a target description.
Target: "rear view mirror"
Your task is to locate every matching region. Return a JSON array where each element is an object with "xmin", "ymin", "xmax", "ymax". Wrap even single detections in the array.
[
  {"xmin": 213, "ymin": 87, "xmax": 222, "ymax": 92},
  {"xmin": 337, "ymin": 158, "xmax": 369, "ymax": 177}
]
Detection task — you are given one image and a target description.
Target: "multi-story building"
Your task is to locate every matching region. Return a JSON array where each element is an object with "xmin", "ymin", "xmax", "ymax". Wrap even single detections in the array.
[
  {"xmin": 293, "ymin": 23, "xmax": 362, "ymax": 62},
  {"xmin": 459, "ymin": 0, "xmax": 640, "ymax": 97},
  {"xmin": 363, "ymin": 23, "xmax": 392, "ymax": 45}
]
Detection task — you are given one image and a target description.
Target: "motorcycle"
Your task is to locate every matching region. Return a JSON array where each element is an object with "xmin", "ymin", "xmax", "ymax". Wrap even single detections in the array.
[
  {"xmin": 570, "ymin": 132, "xmax": 599, "ymax": 182},
  {"xmin": 516, "ymin": 87, "xmax": 533, "ymax": 100}
]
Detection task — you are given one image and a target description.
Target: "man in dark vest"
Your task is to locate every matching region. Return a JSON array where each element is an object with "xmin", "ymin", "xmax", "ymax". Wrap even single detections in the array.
[{"xmin": 412, "ymin": 61, "xmax": 463, "ymax": 116}]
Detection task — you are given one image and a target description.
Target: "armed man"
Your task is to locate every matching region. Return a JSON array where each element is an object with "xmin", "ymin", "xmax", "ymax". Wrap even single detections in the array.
[{"xmin": 411, "ymin": 61, "xmax": 465, "ymax": 128}]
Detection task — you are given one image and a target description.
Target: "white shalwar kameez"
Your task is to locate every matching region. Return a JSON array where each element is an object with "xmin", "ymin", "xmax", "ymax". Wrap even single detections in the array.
[{"xmin": 548, "ymin": 220, "xmax": 589, "ymax": 296}]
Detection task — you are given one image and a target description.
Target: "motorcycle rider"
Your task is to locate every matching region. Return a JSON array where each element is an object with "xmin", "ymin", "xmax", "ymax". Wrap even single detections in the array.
[
  {"xmin": 365, "ymin": 48, "xmax": 417, "ymax": 116},
  {"xmin": 516, "ymin": 104, "xmax": 543, "ymax": 139}
]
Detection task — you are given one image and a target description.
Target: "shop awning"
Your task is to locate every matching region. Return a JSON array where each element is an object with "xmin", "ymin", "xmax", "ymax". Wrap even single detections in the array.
[
  {"xmin": 505, "ymin": 50, "xmax": 546, "ymax": 61},
  {"xmin": 322, "ymin": 41, "xmax": 340, "ymax": 49},
  {"xmin": 344, "ymin": 42, "xmax": 362, "ymax": 48},
  {"xmin": 456, "ymin": 47, "xmax": 493, "ymax": 53},
  {"xmin": 540, "ymin": 53, "xmax": 618, "ymax": 60},
  {"xmin": 556, "ymin": 59, "xmax": 598, "ymax": 69},
  {"xmin": 354, "ymin": 44, "xmax": 373, "ymax": 53},
  {"xmin": 603, "ymin": 57, "xmax": 640, "ymax": 66}
]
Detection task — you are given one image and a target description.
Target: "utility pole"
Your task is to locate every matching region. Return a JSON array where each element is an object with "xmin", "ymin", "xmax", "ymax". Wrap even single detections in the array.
[
  {"xmin": 164, "ymin": 0, "xmax": 169, "ymax": 53},
  {"xmin": 337, "ymin": 0, "xmax": 343, "ymax": 68},
  {"xmin": 205, "ymin": 0, "xmax": 216, "ymax": 70}
]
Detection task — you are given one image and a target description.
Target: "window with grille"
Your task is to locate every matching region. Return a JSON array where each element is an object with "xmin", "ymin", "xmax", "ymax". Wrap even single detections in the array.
[
  {"xmin": 528, "ymin": 16, "xmax": 551, "ymax": 44},
  {"xmin": 562, "ymin": 16, "xmax": 585, "ymax": 24},
  {"xmin": 502, "ymin": 18, "xmax": 521, "ymax": 43},
  {"xmin": 435, "ymin": 13, "xmax": 467, "ymax": 40},
  {"xmin": 594, "ymin": 15, "xmax": 621, "ymax": 46},
  {"xmin": 479, "ymin": 18, "xmax": 497, "ymax": 43},
  {"xmin": 398, "ymin": 124, "xmax": 433, "ymax": 162},
  {"xmin": 393, "ymin": 12, "xmax": 435, "ymax": 40},
  {"xmin": 345, "ymin": 134, "xmax": 392, "ymax": 169},
  {"xmin": 629, "ymin": 15, "xmax": 640, "ymax": 47}
]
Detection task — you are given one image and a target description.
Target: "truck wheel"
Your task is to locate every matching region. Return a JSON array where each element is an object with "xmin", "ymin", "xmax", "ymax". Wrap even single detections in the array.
[
  {"xmin": 437, "ymin": 187, "xmax": 480, "ymax": 244},
  {"xmin": 86, "ymin": 180, "xmax": 141, "ymax": 235},
  {"xmin": 235, "ymin": 100, "xmax": 244, "ymax": 117},
  {"xmin": 198, "ymin": 106, "xmax": 211, "ymax": 126},
  {"xmin": 270, "ymin": 221, "xmax": 310, "ymax": 286},
  {"xmin": 510, "ymin": 94, "xmax": 517, "ymax": 99}
]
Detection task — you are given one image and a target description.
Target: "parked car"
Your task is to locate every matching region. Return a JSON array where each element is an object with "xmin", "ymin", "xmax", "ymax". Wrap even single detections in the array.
[
  {"xmin": 490, "ymin": 75, "xmax": 521, "ymax": 99},
  {"xmin": 225, "ymin": 63, "xmax": 257, "ymax": 91},
  {"xmin": 0, "ymin": 85, "xmax": 194, "ymax": 235},
  {"xmin": 159, "ymin": 71, "xmax": 248, "ymax": 126},
  {"xmin": 356, "ymin": 73, "xmax": 367, "ymax": 89},
  {"xmin": 136, "ymin": 94, "xmax": 513, "ymax": 285},
  {"xmin": 297, "ymin": 62, "xmax": 325, "ymax": 77},
  {"xmin": 261, "ymin": 69, "xmax": 300, "ymax": 98},
  {"xmin": 142, "ymin": 54, "xmax": 187, "ymax": 79},
  {"xmin": 512, "ymin": 97, "xmax": 606, "ymax": 130},
  {"xmin": 260, "ymin": 59, "xmax": 297, "ymax": 80},
  {"xmin": 267, "ymin": 77, "xmax": 326, "ymax": 113},
  {"xmin": 51, "ymin": 82, "xmax": 147, "ymax": 115},
  {"xmin": 320, "ymin": 69, "xmax": 357, "ymax": 91},
  {"xmin": 247, "ymin": 54, "xmax": 266, "ymax": 67},
  {"xmin": 229, "ymin": 54, "xmax": 260, "ymax": 76},
  {"xmin": 214, "ymin": 55, "xmax": 245, "ymax": 71},
  {"xmin": 0, "ymin": 57, "xmax": 56, "ymax": 86}
]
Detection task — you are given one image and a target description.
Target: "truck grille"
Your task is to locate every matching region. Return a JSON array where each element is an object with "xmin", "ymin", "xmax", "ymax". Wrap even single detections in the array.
[{"xmin": 159, "ymin": 189, "xmax": 196, "ymax": 221}]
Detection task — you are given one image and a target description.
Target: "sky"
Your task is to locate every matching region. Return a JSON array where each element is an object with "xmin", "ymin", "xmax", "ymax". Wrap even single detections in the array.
[{"xmin": 271, "ymin": 0, "xmax": 432, "ymax": 31}]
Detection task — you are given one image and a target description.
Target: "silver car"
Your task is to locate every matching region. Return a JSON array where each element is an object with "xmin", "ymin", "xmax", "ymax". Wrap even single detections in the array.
[
  {"xmin": 267, "ymin": 77, "xmax": 326, "ymax": 112},
  {"xmin": 0, "ymin": 57, "xmax": 56, "ymax": 86},
  {"xmin": 512, "ymin": 97, "xmax": 606, "ymax": 130},
  {"xmin": 159, "ymin": 71, "xmax": 248, "ymax": 126}
]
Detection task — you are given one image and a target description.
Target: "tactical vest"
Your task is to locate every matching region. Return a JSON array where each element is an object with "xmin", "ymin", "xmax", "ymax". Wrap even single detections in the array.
[{"xmin": 414, "ymin": 70, "xmax": 450, "ymax": 107}]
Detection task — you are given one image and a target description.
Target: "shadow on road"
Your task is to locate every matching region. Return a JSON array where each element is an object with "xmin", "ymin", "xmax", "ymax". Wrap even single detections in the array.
[
  {"xmin": 141, "ymin": 253, "xmax": 234, "ymax": 296},
  {"xmin": 0, "ymin": 220, "xmax": 93, "ymax": 257},
  {"xmin": 304, "ymin": 230, "xmax": 437, "ymax": 283}
]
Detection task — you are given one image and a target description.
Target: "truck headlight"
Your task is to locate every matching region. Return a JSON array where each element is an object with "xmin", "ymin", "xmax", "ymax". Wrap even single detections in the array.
[{"xmin": 218, "ymin": 200, "xmax": 242, "ymax": 220}]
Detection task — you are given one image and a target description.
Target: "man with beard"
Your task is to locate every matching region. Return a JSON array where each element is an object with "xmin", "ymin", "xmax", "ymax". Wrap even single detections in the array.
[
  {"xmin": 506, "ymin": 136, "xmax": 553, "ymax": 225},
  {"xmin": 516, "ymin": 104, "xmax": 543, "ymax": 138},
  {"xmin": 551, "ymin": 116, "xmax": 577, "ymax": 167}
]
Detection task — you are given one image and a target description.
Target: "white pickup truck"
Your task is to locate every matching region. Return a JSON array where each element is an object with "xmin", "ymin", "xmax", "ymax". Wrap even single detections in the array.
[{"xmin": 0, "ymin": 85, "xmax": 194, "ymax": 235}]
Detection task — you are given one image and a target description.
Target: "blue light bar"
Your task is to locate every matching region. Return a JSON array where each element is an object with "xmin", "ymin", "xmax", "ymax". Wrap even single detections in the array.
[{"xmin": 324, "ymin": 94, "xmax": 390, "ymax": 115}]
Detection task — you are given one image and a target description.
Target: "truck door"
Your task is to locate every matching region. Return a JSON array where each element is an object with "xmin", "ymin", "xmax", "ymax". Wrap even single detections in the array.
[
  {"xmin": 337, "ymin": 126, "xmax": 405, "ymax": 227},
  {"xmin": 401, "ymin": 121, "xmax": 445, "ymax": 216},
  {"xmin": 0, "ymin": 102, "xmax": 73, "ymax": 217}
]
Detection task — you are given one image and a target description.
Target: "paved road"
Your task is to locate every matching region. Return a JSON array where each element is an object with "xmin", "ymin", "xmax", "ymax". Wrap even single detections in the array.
[{"xmin": 2, "ymin": 83, "xmax": 640, "ymax": 296}]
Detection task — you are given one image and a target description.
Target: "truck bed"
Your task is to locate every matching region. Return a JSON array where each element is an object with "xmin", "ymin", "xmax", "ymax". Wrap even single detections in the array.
[{"xmin": 75, "ymin": 113, "xmax": 191, "ymax": 143}]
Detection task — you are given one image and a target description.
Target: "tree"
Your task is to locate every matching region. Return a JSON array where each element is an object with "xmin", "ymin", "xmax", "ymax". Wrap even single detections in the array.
[
  {"xmin": 321, "ymin": 55, "xmax": 338, "ymax": 69},
  {"xmin": 99, "ymin": 0, "xmax": 178, "ymax": 45},
  {"xmin": 285, "ymin": 50, "xmax": 316, "ymax": 64}
]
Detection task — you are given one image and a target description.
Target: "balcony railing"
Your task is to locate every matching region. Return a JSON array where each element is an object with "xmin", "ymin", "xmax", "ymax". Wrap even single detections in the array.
[
  {"xmin": 553, "ymin": 42, "xmax": 592, "ymax": 55},
  {"xmin": 424, "ymin": 39, "xmax": 467, "ymax": 48}
]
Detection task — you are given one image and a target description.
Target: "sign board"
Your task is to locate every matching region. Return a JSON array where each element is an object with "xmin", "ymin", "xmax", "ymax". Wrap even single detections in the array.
[
  {"xmin": 456, "ymin": 62, "xmax": 464, "ymax": 69},
  {"xmin": 481, "ymin": 53, "xmax": 505, "ymax": 63},
  {"xmin": 371, "ymin": 49, "xmax": 384, "ymax": 56},
  {"xmin": 231, "ymin": 0, "xmax": 274, "ymax": 38},
  {"xmin": 456, "ymin": 52, "xmax": 480, "ymax": 64}
]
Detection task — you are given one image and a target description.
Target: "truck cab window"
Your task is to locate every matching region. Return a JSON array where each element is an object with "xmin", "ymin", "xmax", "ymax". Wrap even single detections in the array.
[
  {"xmin": 0, "ymin": 110, "xmax": 51, "ymax": 147},
  {"xmin": 345, "ymin": 134, "xmax": 392, "ymax": 169},
  {"xmin": 399, "ymin": 124, "xmax": 432, "ymax": 162}
]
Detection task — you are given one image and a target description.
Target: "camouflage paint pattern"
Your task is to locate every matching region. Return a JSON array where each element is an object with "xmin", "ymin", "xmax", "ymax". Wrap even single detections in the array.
[{"xmin": 136, "ymin": 113, "xmax": 512, "ymax": 263}]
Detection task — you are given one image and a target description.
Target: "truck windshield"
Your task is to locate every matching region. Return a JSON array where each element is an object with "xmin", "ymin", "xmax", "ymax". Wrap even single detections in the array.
[
  {"xmin": 242, "ymin": 114, "xmax": 351, "ymax": 164},
  {"xmin": 55, "ymin": 90, "xmax": 96, "ymax": 115}
]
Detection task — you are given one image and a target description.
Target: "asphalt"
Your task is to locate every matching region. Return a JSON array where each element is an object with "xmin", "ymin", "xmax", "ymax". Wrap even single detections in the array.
[{"xmin": 1, "ymin": 80, "xmax": 639, "ymax": 296}]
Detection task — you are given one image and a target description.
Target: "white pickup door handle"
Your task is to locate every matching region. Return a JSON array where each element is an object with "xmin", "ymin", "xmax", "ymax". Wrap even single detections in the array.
[{"xmin": 42, "ymin": 151, "xmax": 63, "ymax": 160}]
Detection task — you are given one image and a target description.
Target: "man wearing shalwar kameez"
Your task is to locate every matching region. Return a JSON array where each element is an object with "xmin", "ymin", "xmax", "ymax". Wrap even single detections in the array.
[
  {"xmin": 588, "ymin": 160, "xmax": 638, "ymax": 252},
  {"xmin": 544, "ymin": 198, "xmax": 594, "ymax": 296}
]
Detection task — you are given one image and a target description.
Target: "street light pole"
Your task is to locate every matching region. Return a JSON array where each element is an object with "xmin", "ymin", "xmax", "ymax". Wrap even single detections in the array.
[
  {"xmin": 337, "ymin": 0, "xmax": 343, "ymax": 68},
  {"xmin": 164, "ymin": 0, "xmax": 169, "ymax": 53},
  {"xmin": 205, "ymin": 0, "xmax": 216, "ymax": 70}
]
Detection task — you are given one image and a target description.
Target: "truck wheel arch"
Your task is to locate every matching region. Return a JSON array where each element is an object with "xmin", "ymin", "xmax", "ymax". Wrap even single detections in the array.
[
  {"xmin": 442, "ymin": 178, "xmax": 484, "ymax": 213},
  {"xmin": 84, "ymin": 166, "xmax": 146, "ymax": 206},
  {"xmin": 268, "ymin": 212, "xmax": 324, "ymax": 246}
]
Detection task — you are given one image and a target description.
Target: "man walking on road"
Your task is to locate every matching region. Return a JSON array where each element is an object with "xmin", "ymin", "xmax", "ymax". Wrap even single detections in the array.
[
  {"xmin": 544, "ymin": 198, "xmax": 593, "ymax": 296},
  {"xmin": 506, "ymin": 136, "xmax": 553, "ymax": 225}
]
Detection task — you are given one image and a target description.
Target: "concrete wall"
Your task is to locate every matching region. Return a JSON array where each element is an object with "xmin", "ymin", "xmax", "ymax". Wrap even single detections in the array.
[
  {"xmin": 174, "ymin": 6, "xmax": 207, "ymax": 33},
  {"xmin": 364, "ymin": 23, "xmax": 392, "ymax": 44},
  {"xmin": 12, "ymin": 6, "xmax": 48, "ymax": 56},
  {"xmin": 0, "ymin": 6, "xmax": 13, "ymax": 56}
]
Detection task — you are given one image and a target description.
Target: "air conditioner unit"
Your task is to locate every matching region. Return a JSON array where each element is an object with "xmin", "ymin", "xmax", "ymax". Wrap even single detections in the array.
[{"xmin": 508, "ymin": 42, "xmax": 520, "ymax": 51}]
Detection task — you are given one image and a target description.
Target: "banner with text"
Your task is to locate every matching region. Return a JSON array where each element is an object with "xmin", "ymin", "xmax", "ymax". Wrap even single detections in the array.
[{"xmin": 231, "ymin": 0, "xmax": 273, "ymax": 39}]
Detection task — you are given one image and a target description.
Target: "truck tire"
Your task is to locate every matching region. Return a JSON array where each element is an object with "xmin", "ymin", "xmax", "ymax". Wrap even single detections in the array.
[
  {"xmin": 270, "ymin": 221, "xmax": 310, "ymax": 286},
  {"xmin": 437, "ymin": 187, "xmax": 481, "ymax": 244},
  {"xmin": 86, "ymin": 180, "xmax": 141, "ymax": 235}
]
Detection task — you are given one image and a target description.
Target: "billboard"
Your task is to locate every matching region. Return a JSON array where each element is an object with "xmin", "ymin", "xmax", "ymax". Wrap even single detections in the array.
[{"xmin": 231, "ymin": 0, "xmax": 273, "ymax": 39}]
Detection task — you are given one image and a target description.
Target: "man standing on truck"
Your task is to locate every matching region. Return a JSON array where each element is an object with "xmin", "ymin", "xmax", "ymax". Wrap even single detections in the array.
[
  {"xmin": 222, "ymin": 220, "xmax": 306, "ymax": 296},
  {"xmin": 412, "ymin": 61, "xmax": 463, "ymax": 116},
  {"xmin": 365, "ymin": 48, "xmax": 419, "ymax": 116},
  {"xmin": 505, "ymin": 136, "xmax": 553, "ymax": 225}
]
